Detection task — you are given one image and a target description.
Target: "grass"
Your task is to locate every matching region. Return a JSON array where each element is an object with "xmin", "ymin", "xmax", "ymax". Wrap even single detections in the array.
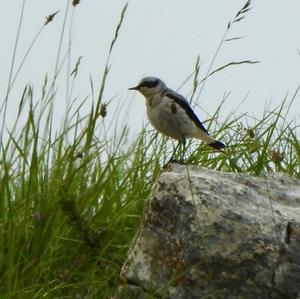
[{"xmin": 0, "ymin": 1, "xmax": 300, "ymax": 298}]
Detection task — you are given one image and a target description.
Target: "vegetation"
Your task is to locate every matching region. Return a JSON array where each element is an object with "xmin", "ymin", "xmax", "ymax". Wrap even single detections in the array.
[{"xmin": 0, "ymin": 1, "xmax": 299, "ymax": 298}]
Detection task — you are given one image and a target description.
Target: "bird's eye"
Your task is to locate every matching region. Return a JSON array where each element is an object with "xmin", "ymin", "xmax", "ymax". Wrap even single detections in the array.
[{"xmin": 139, "ymin": 79, "xmax": 159, "ymax": 89}]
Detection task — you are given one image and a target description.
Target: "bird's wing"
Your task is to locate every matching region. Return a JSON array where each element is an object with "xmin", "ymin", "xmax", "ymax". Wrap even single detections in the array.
[{"xmin": 164, "ymin": 90, "xmax": 209, "ymax": 134}]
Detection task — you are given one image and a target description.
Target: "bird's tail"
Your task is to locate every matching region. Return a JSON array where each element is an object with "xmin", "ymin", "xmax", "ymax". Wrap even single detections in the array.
[
  {"xmin": 207, "ymin": 140, "xmax": 225, "ymax": 150},
  {"xmin": 194, "ymin": 130, "xmax": 225, "ymax": 150}
]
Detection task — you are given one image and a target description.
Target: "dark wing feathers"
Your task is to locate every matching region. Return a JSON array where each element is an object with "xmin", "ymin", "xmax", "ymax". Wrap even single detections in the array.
[{"xmin": 165, "ymin": 91, "xmax": 209, "ymax": 134}]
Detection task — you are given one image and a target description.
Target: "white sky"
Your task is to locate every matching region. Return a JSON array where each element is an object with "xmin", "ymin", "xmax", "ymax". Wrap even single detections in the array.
[{"xmin": 1, "ymin": 0, "xmax": 300, "ymax": 137}]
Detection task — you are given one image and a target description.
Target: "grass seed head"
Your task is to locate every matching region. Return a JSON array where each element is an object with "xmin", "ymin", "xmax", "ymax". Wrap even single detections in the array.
[
  {"xmin": 246, "ymin": 128, "xmax": 255, "ymax": 139},
  {"xmin": 45, "ymin": 11, "xmax": 59, "ymax": 26},
  {"xmin": 99, "ymin": 103, "xmax": 108, "ymax": 118},
  {"xmin": 72, "ymin": 0, "xmax": 80, "ymax": 7},
  {"xmin": 269, "ymin": 149, "xmax": 284, "ymax": 164}
]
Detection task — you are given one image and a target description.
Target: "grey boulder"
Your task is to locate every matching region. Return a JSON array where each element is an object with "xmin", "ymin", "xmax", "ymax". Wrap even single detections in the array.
[{"xmin": 119, "ymin": 163, "xmax": 300, "ymax": 299}]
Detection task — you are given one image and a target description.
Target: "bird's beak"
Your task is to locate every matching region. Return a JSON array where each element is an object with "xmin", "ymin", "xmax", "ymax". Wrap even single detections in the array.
[{"xmin": 128, "ymin": 86, "xmax": 139, "ymax": 91}]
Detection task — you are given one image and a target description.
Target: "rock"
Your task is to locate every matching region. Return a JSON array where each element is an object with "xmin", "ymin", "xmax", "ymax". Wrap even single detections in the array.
[{"xmin": 119, "ymin": 163, "xmax": 300, "ymax": 299}]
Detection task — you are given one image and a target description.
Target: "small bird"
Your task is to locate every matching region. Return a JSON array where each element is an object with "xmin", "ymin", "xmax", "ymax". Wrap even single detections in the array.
[{"xmin": 129, "ymin": 76, "xmax": 225, "ymax": 152}]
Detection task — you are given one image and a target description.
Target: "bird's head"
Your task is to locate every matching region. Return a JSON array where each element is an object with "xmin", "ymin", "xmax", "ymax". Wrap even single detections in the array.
[{"xmin": 129, "ymin": 77, "xmax": 167, "ymax": 97}]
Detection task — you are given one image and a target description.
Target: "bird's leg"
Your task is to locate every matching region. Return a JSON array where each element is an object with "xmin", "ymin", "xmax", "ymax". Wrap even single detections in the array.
[
  {"xmin": 172, "ymin": 138, "xmax": 186, "ymax": 161},
  {"xmin": 170, "ymin": 140, "xmax": 181, "ymax": 162},
  {"xmin": 167, "ymin": 137, "xmax": 186, "ymax": 165}
]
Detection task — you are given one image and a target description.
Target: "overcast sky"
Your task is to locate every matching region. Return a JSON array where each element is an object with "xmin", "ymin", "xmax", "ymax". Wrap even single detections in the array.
[{"xmin": 1, "ymin": 0, "xmax": 300, "ymax": 136}]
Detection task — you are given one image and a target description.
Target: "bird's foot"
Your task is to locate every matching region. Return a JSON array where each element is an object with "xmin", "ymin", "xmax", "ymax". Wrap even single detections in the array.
[{"xmin": 163, "ymin": 157, "xmax": 186, "ymax": 169}]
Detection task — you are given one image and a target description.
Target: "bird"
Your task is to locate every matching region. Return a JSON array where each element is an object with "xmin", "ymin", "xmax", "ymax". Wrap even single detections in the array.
[{"xmin": 129, "ymin": 76, "xmax": 225, "ymax": 155}]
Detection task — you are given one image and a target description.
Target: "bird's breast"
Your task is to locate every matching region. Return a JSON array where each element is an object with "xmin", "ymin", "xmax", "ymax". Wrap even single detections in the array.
[{"xmin": 146, "ymin": 97, "xmax": 184, "ymax": 140}]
